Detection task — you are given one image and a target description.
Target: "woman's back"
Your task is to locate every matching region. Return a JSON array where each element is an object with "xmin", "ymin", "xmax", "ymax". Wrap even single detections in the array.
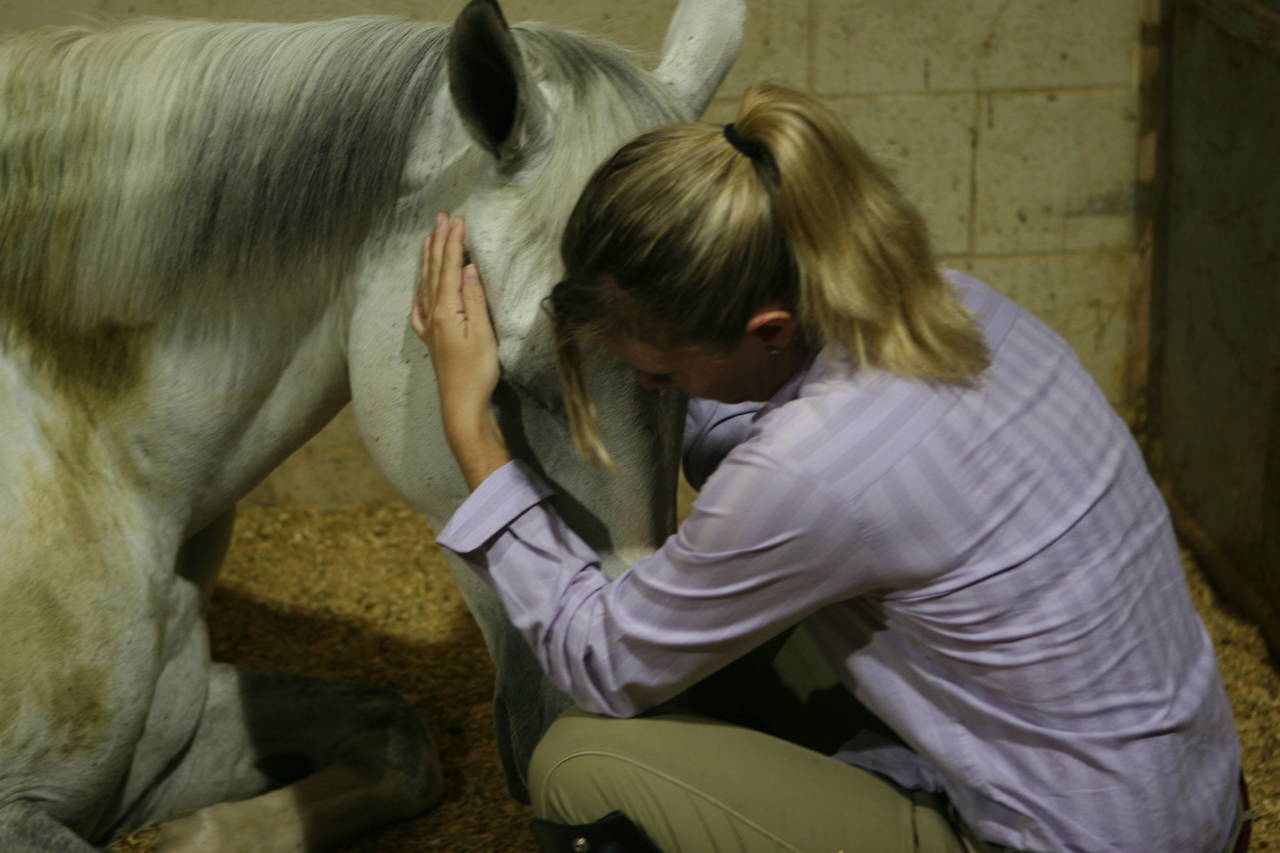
[{"xmin": 688, "ymin": 270, "xmax": 1240, "ymax": 851}]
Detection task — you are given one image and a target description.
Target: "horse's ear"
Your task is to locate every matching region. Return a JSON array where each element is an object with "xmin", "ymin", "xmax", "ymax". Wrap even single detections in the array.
[
  {"xmin": 655, "ymin": 0, "xmax": 746, "ymax": 119},
  {"xmin": 448, "ymin": 0, "xmax": 543, "ymax": 164}
]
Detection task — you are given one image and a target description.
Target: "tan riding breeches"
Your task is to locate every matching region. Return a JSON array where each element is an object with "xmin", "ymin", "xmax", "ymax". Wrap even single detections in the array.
[{"xmin": 528, "ymin": 707, "xmax": 1019, "ymax": 853}]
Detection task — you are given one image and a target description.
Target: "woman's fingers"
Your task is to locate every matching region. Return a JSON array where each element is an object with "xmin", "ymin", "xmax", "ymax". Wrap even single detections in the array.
[
  {"xmin": 413, "ymin": 212, "xmax": 468, "ymax": 340},
  {"xmin": 437, "ymin": 215, "xmax": 467, "ymax": 319},
  {"xmin": 460, "ymin": 262, "xmax": 492, "ymax": 333},
  {"xmin": 412, "ymin": 212, "xmax": 493, "ymax": 355},
  {"xmin": 412, "ymin": 213, "xmax": 445, "ymax": 334},
  {"xmin": 410, "ymin": 240, "xmax": 426, "ymax": 338},
  {"xmin": 428, "ymin": 211, "xmax": 447, "ymax": 282}
]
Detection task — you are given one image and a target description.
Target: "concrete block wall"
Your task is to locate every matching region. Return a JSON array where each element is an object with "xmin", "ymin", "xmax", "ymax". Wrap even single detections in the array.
[{"xmin": 1, "ymin": 0, "xmax": 1148, "ymax": 506}]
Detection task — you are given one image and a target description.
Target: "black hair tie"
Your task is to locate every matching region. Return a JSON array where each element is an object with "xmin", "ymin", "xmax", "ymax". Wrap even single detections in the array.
[
  {"xmin": 723, "ymin": 123, "xmax": 779, "ymax": 185},
  {"xmin": 723, "ymin": 123, "xmax": 767, "ymax": 161}
]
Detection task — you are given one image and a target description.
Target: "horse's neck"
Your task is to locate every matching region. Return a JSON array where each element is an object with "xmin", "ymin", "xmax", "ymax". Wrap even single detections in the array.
[{"xmin": 155, "ymin": 294, "xmax": 355, "ymax": 531}]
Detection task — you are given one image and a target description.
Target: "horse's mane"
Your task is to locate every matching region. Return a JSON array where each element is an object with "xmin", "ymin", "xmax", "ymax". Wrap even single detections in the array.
[{"xmin": 0, "ymin": 15, "xmax": 677, "ymax": 332}]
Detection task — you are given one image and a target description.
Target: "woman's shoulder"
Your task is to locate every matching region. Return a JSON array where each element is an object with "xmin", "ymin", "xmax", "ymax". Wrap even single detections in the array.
[{"xmin": 744, "ymin": 356, "xmax": 955, "ymax": 498}]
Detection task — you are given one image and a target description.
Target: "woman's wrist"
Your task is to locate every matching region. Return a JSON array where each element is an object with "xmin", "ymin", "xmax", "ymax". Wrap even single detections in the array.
[{"xmin": 444, "ymin": 408, "xmax": 512, "ymax": 491}]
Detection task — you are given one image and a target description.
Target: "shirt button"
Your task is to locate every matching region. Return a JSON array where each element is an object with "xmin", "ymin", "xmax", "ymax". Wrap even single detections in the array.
[{"xmin": 571, "ymin": 837, "xmax": 590, "ymax": 852}]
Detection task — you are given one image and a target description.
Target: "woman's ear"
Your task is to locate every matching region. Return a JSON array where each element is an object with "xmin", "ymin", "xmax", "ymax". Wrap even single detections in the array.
[{"xmin": 744, "ymin": 308, "xmax": 798, "ymax": 352}]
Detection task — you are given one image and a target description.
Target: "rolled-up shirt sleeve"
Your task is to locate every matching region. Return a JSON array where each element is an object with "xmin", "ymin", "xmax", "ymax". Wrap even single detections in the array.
[
  {"xmin": 435, "ymin": 450, "xmax": 865, "ymax": 718},
  {"xmin": 432, "ymin": 460, "xmax": 557, "ymax": 552}
]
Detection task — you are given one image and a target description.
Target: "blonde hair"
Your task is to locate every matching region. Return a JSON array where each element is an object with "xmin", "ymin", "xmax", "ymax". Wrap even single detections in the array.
[{"xmin": 551, "ymin": 82, "xmax": 990, "ymax": 465}]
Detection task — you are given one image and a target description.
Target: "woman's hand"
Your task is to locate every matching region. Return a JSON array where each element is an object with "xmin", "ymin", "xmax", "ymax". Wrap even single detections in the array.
[{"xmin": 411, "ymin": 212, "xmax": 511, "ymax": 490}]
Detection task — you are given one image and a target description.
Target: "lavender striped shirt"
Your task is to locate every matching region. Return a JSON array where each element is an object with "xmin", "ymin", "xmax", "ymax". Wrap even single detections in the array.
[{"xmin": 437, "ymin": 271, "xmax": 1240, "ymax": 853}]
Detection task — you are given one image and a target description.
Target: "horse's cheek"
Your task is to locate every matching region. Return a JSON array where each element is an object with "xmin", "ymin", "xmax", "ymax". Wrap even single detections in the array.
[{"xmin": 346, "ymin": 270, "xmax": 469, "ymax": 529}]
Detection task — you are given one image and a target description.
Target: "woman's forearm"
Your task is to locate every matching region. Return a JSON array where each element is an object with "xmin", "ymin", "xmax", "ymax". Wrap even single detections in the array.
[{"xmin": 444, "ymin": 409, "xmax": 512, "ymax": 491}]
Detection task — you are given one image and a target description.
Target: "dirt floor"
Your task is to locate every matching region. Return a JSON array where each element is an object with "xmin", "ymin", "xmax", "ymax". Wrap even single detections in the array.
[{"xmin": 208, "ymin": 502, "xmax": 1279, "ymax": 852}]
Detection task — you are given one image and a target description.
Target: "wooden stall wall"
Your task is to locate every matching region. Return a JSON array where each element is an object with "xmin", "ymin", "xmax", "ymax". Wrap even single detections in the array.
[{"xmin": 1151, "ymin": 0, "xmax": 1280, "ymax": 658}]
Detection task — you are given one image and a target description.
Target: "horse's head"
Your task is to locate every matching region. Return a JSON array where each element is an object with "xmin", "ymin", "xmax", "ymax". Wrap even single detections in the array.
[
  {"xmin": 443, "ymin": 0, "xmax": 745, "ymax": 406},
  {"xmin": 349, "ymin": 0, "xmax": 745, "ymax": 550}
]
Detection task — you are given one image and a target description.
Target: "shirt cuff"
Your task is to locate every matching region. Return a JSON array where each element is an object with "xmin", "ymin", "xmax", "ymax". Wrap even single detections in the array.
[{"xmin": 435, "ymin": 460, "xmax": 556, "ymax": 554}]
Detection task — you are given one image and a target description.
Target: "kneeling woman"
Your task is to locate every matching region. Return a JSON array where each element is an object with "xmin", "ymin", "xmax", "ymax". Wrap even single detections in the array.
[{"xmin": 410, "ymin": 83, "xmax": 1246, "ymax": 853}]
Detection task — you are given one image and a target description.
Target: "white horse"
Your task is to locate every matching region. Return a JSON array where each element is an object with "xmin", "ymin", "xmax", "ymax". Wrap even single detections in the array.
[{"xmin": 0, "ymin": 0, "xmax": 744, "ymax": 849}]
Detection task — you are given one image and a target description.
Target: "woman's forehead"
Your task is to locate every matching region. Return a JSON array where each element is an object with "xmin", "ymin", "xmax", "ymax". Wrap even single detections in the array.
[
  {"xmin": 602, "ymin": 337, "xmax": 701, "ymax": 372},
  {"xmin": 603, "ymin": 338, "xmax": 664, "ymax": 367}
]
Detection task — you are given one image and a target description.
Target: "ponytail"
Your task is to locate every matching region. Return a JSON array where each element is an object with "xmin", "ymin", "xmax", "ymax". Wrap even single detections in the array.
[{"xmin": 733, "ymin": 83, "xmax": 989, "ymax": 383}]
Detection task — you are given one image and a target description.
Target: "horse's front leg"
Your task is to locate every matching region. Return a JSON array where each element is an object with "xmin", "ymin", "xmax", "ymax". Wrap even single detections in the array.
[
  {"xmin": 114, "ymin": 664, "xmax": 442, "ymax": 853},
  {"xmin": 440, "ymin": 549, "xmax": 574, "ymax": 803}
]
